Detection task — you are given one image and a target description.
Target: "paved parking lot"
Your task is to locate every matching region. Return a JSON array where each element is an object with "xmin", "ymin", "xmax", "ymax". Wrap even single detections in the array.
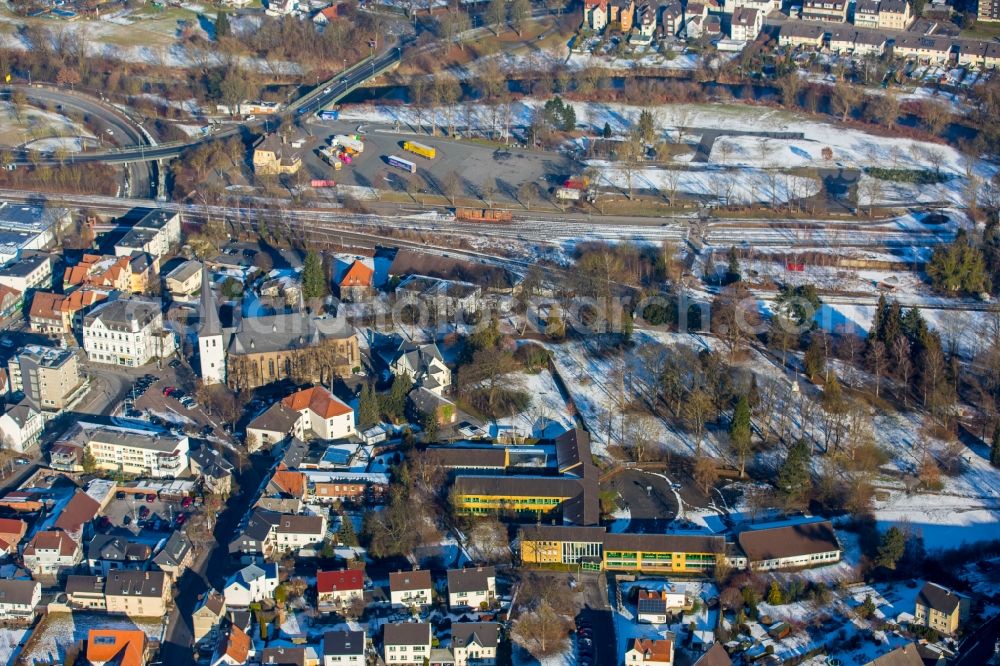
[
  {"xmin": 302, "ymin": 120, "xmax": 578, "ymax": 204},
  {"xmin": 604, "ymin": 469, "xmax": 679, "ymax": 533},
  {"xmin": 101, "ymin": 493, "xmax": 191, "ymax": 537}
]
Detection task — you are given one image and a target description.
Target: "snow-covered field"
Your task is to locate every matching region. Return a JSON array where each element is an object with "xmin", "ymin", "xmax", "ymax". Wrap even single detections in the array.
[
  {"xmin": 487, "ymin": 370, "xmax": 575, "ymax": 440},
  {"xmin": 0, "ymin": 628, "xmax": 28, "ymax": 666}
]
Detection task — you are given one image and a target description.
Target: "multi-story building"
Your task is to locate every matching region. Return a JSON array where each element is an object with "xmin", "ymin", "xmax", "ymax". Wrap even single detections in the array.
[
  {"xmin": 383, "ymin": 623, "xmax": 431, "ymax": 666},
  {"xmin": 65, "ymin": 575, "xmax": 108, "ymax": 610},
  {"xmin": 0, "ymin": 399, "xmax": 43, "ymax": 453},
  {"xmin": 64, "ymin": 253, "xmax": 156, "ymax": 294},
  {"xmin": 891, "ymin": 34, "xmax": 954, "ymax": 63},
  {"xmin": 0, "ymin": 253, "xmax": 53, "ymax": 293},
  {"xmin": 7, "ymin": 345, "xmax": 86, "ymax": 412},
  {"xmin": 389, "ymin": 570, "xmax": 432, "ymax": 607},
  {"xmin": 65, "ymin": 422, "xmax": 190, "ymax": 479},
  {"xmin": 152, "ymin": 531, "xmax": 195, "ymax": 579},
  {"xmin": 192, "ymin": 590, "xmax": 227, "ymax": 646},
  {"xmin": 659, "ymin": 0, "xmax": 683, "ymax": 36},
  {"xmin": 0, "ymin": 518, "xmax": 26, "ymax": 556},
  {"xmin": 253, "ymin": 135, "xmax": 302, "ymax": 176},
  {"xmin": 228, "ymin": 507, "xmax": 326, "ymax": 561},
  {"xmin": 323, "ymin": 630, "xmax": 366, "ymax": 666},
  {"xmin": 82, "ymin": 298, "xmax": 176, "ymax": 367},
  {"xmin": 29, "ymin": 288, "xmax": 109, "ymax": 336},
  {"xmin": 87, "ymin": 535, "xmax": 153, "ymax": 576},
  {"xmin": 22, "ymin": 530, "xmax": 83, "ymax": 577},
  {"xmin": 801, "ymin": 0, "xmax": 848, "ymax": 21},
  {"xmin": 223, "ymin": 562, "xmax": 279, "ymax": 608},
  {"xmin": 281, "ymin": 386, "xmax": 356, "ymax": 441},
  {"xmin": 877, "ymin": 0, "xmax": 913, "ymax": 30},
  {"xmin": 914, "ymin": 582, "xmax": 969, "ymax": 636},
  {"xmin": 317, "ymin": 570, "xmax": 364, "ymax": 611},
  {"xmin": 114, "ymin": 210, "xmax": 181, "ymax": 260},
  {"xmin": 854, "ymin": 0, "xmax": 880, "ymax": 27},
  {"xmin": 0, "ymin": 580, "xmax": 41, "ymax": 623},
  {"xmin": 446, "ymin": 567, "xmax": 496, "ymax": 610},
  {"xmin": 336, "ymin": 259, "xmax": 374, "ymax": 302},
  {"xmin": 979, "ymin": 0, "xmax": 1000, "ymax": 22},
  {"xmin": 451, "ymin": 475, "xmax": 595, "ymax": 523},
  {"xmin": 451, "ymin": 623, "xmax": 499, "ymax": 666},
  {"xmin": 730, "ymin": 7, "xmax": 762, "ymax": 40},
  {"xmin": 85, "ymin": 629, "xmax": 149, "ymax": 666},
  {"xmin": 103, "ymin": 570, "xmax": 171, "ymax": 617},
  {"xmin": 0, "ymin": 202, "xmax": 68, "ymax": 265},
  {"xmin": 778, "ymin": 22, "xmax": 826, "ymax": 48},
  {"xmin": 390, "ymin": 340, "xmax": 451, "ymax": 395},
  {"xmin": 736, "ymin": 519, "xmax": 841, "ymax": 571}
]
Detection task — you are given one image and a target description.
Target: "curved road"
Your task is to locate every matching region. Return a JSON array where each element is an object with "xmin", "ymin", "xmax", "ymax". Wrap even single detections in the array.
[{"xmin": 1, "ymin": 84, "xmax": 155, "ymax": 197}]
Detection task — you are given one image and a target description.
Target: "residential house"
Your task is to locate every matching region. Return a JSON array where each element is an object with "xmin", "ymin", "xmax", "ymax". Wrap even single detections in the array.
[
  {"xmin": 730, "ymin": 6, "xmax": 761, "ymax": 40},
  {"xmin": 980, "ymin": 0, "xmax": 1000, "ymax": 22},
  {"xmin": 281, "ymin": 386, "xmax": 356, "ymax": 441},
  {"xmin": 229, "ymin": 507, "xmax": 326, "ymax": 561},
  {"xmin": 29, "ymin": 288, "xmax": 108, "ymax": 336},
  {"xmin": 390, "ymin": 340, "xmax": 451, "ymax": 395},
  {"xmin": 395, "ymin": 275, "xmax": 481, "ymax": 317},
  {"xmin": 165, "ymin": 260, "xmax": 203, "ymax": 301},
  {"xmin": 7, "ymin": 345, "xmax": 86, "ymax": 413},
  {"xmin": 625, "ymin": 638, "xmax": 674, "ymax": 666},
  {"xmin": 52, "ymin": 489, "xmax": 101, "ymax": 543},
  {"xmin": 407, "ymin": 387, "xmax": 457, "ymax": 427},
  {"xmin": 0, "ymin": 579, "xmax": 40, "ymax": 623},
  {"xmin": 317, "ymin": 569, "xmax": 364, "ymax": 611},
  {"xmin": 778, "ymin": 21, "xmax": 825, "ymax": 48},
  {"xmin": 114, "ymin": 210, "xmax": 182, "ymax": 261},
  {"xmin": 389, "ymin": 570, "xmax": 433, "ymax": 607},
  {"xmin": 261, "ymin": 646, "xmax": 313, "ymax": 666},
  {"xmin": 87, "ymin": 535, "xmax": 152, "ymax": 575},
  {"xmin": 82, "ymin": 298, "xmax": 176, "ymax": 367},
  {"xmin": 104, "ymin": 570, "xmax": 171, "ymax": 617},
  {"xmin": 632, "ymin": 2, "xmax": 657, "ymax": 42},
  {"xmin": 451, "ymin": 623, "xmax": 499, "ymax": 666},
  {"xmin": 658, "ymin": 0, "xmax": 683, "ymax": 36},
  {"xmin": 64, "ymin": 253, "xmax": 155, "ymax": 294},
  {"xmin": 637, "ymin": 587, "xmax": 687, "ymax": 623},
  {"xmin": 313, "ymin": 3, "xmax": 348, "ymax": 26},
  {"xmin": 223, "ymin": 562, "xmax": 279, "ymax": 608},
  {"xmin": 189, "ymin": 446, "xmax": 235, "ymax": 497},
  {"xmin": 254, "ymin": 135, "xmax": 302, "ymax": 175},
  {"xmin": 737, "ymin": 520, "xmax": 842, "ymax": 571},
  {"xmin": 864, "ymin": 644, "xmax": 924, "ymax": 665},
  {"xmin": 383, "ymin": 623, "xmax": 432, "ymax": 666},
  {"xmin": 0, "ymin": 399, "xmax": 43, "ymax": 453},
  {"xmin": 85, "ymin": 629, "xmax": 149, "ymax": 666},
  {"xmin": 801, "ymin": 0, "xmax": 848, "ymax": 21},
  {"xmin": 22, "ymin": 529, "xmax": 83, "ymax": 577},
  {"xmin": 854, "ymin": 0, "xmax": 880, "ymax": 27},
  {"xmin": 693, "ymin": 643, "xmax": 732, "ymax": 666},
  {"xmin": 192, "ymin": 590, "xmax": 227, "ymax": 646},
  {"xmin": 0, "ymin": 518, "xmax": 26, "ymax": 556},
  {"xmin": 877, "ymin": 0, "xmax": 913, "ymax": 30},
  {"xmin": 0, "ymin": 253, "xmax": 52, "ymax": 293},
  {"xmin": 274, "ymin": 513, "xmax": 327, "ymax": 553},
  {"xmin": 609, "ymin": 0, "xmax": 637, "ymax": 31},
  {"xmin": 306, "ymin": 470, "xmax": 390, "ymax": 504},
  {"xmin": 247, "ymin": 403, "xmax": 302, "ymax": 451},
  {"xmin": 914, "ymin": 582, "xmax": 969, "ymax": 636},
  {"xmin": 729, "ymin": 0, "xmax": 778, "ymax": 12},
  {"xmin": 446, "ymin": 567, "xmax": 496, "ymax": 610},
  {"xmin": 212, "ymin": 624, "xmax": 253, "ymax": 666},
  {"xmin": 153, "ymin": 531, "xmax": 194, "ymax": 578},
  {"xmin": 337, "ymin": 259, "xmax": 374, "ymax": 302},
  {"xmin": 323, "ymin": 629, "xmax": 366, "ymax": 666},
  {"xmin": 891, "ymin": 34, "xmax": 954, "ymax": 63},
  {"xmin": 65, "ymin": 575, "xmax": 107, "ymax": 610},
  {"xmin": 853, "ymin": 31, "xmax": 888, "ymax": 55}
]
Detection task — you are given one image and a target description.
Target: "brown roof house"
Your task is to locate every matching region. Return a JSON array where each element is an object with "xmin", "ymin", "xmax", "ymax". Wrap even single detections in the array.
[
  {"xmin": 914, "ymin": 582, "xmax": 969, "ymax": 636},
  {"xmin": 23, "ymin": 530, "xmax": 83, "ymax": 579},
  {"xmin": 736, "ymin": 519, "xmax": 841, "ymax": 571},
  {"xmin": 0, "ymin": 579, "xmax": 41, "ymax": 624},
  {"xmin": 383, "ymin": 622, "xmax": 431, "ymax": 666},
  {"xmin": 336, "ymin": 259, "xmax": 375, "ymax": 302},
  {"xmin": 104, "ymin": 570, "xmax": 172, "ymax": 618},
  {"xmin": 192, "ymin": 590, "xmax": 227, "ymax": 648},
  {"xmin": 865, "ymin": 643, "xmax": 925, "ymax": 666},
  {"xmin": 389, "ymin": 570, "xmax": 432, "ymax": 607},
  {"xmin": 446, "ymin": 567, "xmax": 496, "ymax": 610},
  {"xmin": 253, "ymin": 134, "xmax": 302, "ymax": 176},
  {"xmin": 693, "ymin": 643, "xmax": 732, "ymax": 666}
]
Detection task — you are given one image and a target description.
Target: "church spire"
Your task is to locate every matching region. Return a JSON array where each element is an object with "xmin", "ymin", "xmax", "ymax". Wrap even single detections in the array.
[{"xmin": 198, "ymin": 266, "xmax": 222, "ymax": 337}]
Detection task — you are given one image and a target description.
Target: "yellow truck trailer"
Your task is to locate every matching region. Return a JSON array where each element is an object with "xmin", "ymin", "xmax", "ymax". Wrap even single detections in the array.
[{"xmin": 402, "ymin": 141, "xmax": 436, "ymax": 159}]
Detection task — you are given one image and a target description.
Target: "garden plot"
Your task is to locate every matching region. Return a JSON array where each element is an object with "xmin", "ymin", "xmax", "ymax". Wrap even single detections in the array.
[
  {"xmin": 486, "ymin": 369, "xmax": 575, "ymax": 440},
  {"xmin": 21, "ymin": 613, "xmax": 164, "ymax": 665}
]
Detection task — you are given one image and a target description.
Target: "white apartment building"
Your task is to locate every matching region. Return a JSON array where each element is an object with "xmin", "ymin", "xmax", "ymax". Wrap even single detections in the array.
[
  {"xmin": 82, "ymin": 298, "xmax": 175, "ymax": 367},
  {"xmin": 72, "ymin": 422, "xmax": 190, "ymax": 478},
  {"xmin": 0, "ymin": 253, "xmax": 53, "ymax": 293}
]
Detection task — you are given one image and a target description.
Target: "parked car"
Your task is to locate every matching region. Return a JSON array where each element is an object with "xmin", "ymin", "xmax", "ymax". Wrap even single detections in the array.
[
  {"xmin": 174, "ymin": 513, "xmax": 186, "ymax": 526},
  {"xmin": 116, "ymin": 491, "xmax": 126, "ymax": 500},
  {"xmin": 163, "ymin": 386, "xmax": 176, "ymax": 397},
  {"xmin": 122, "ymin": 515, "xmax": 131, "ymax": 525},
  {"xmin": 145, "ymin": 493, "xmax": 156, "ymax": 503},
  {"xmin": 169, "ymin": 359, "xmax": 181, "ymax": 368},
  {"xmin": 138, "ymin": 506, "xmax": 150, "ymax": 518},
  {"xmin": 182, "ymin": 497, "xmax": 193, "ymax": 508}
]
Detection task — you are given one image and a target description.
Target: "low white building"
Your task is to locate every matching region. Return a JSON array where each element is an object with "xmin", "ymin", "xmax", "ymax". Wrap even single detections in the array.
[
  {"xmin": 223, "ymin": 562, "xmax": 279, "ymax": 608},
  {"xmin": 73, "ymin": 422, "xmax": 190, "ymax": 479},
  {"xmin": 82, "ymin": 298, "xmax": 176, "ymax": 367},
  {"xmin": 22, "ymin": 530, "xmax": 83, "ymax": 578},
  {"xmin": 0, "ymin": 253, "xmax": 53, "ymax": 293},
  {"xmin": 281, "ymin": 386, "xmax": 356, "ymax": 441},
  {"xmin": 383, "ymin": 623, "xmax": 431, "ymax": 666},
  {"xmin": 737, "ymin": 519, "xmax": 842, "ymax": 571}
]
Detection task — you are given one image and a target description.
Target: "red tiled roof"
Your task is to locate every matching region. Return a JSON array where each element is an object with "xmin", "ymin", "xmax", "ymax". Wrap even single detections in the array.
[
  {"xmin": 271, "ymin": 470, "xmax": 306, "ymax": 498},
  {"xmin": 54, "ymin": 490, "xmax": 101, "ymax": 534},
  {"xmin": 221, "ymin": 624, "xmax": 251, "ymax": 664},
  {"xmin": 339, "ymin": 260, "xmax": 373, "ymax": 287},
  {"xmin": 282, "ymin": 387, "xmax": 352, "ymax": 419},
  {"xmin": 317, "ymin": 569, "xmax": 364, "ymax": 594},
  {"xmin": 29, "ymin": 291, "xmax": 63, "ymax": 320},
  {"xmin": 629, "ymin": 638, "xmax": 674, "ymax": 663},
  {"xmin": 24, "ymin": 530, "xmax": 79, "ymax": 556}
]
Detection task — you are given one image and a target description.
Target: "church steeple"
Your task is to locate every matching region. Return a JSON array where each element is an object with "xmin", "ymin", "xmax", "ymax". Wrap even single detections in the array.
[
  {"xmin": 198, "ymin": 266, "xmax": 222, "ymax": 337},
  {"xmin": 197, "ymin": 265, "xmax": 226, "ymax": 385}
]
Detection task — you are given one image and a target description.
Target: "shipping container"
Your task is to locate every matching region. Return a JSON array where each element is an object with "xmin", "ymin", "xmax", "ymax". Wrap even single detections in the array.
[
  {"xmin": 388, "ymin": 155, "xmax": 417, "ymax": 173},
  {"xmin": 402, "ymin": 141, "xmax": 437, "ymax": 159},
  {"xmin": 454, "ymin": 207, "xmax": 513, "ymax": 222},
  {"xmin": 311, "ymin": 179, "xmax": 337, "ymax": 187},
  {"xmin": 332, "ymin": 134, "xmax": 364, "ymax": 153},
  {"xmin": 555, "ymin": 187, "xmax": 582, "ymax": 201},
  {"xmin": 319, "ymin": 109, "xmax": 340, "ymax": 120}
]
